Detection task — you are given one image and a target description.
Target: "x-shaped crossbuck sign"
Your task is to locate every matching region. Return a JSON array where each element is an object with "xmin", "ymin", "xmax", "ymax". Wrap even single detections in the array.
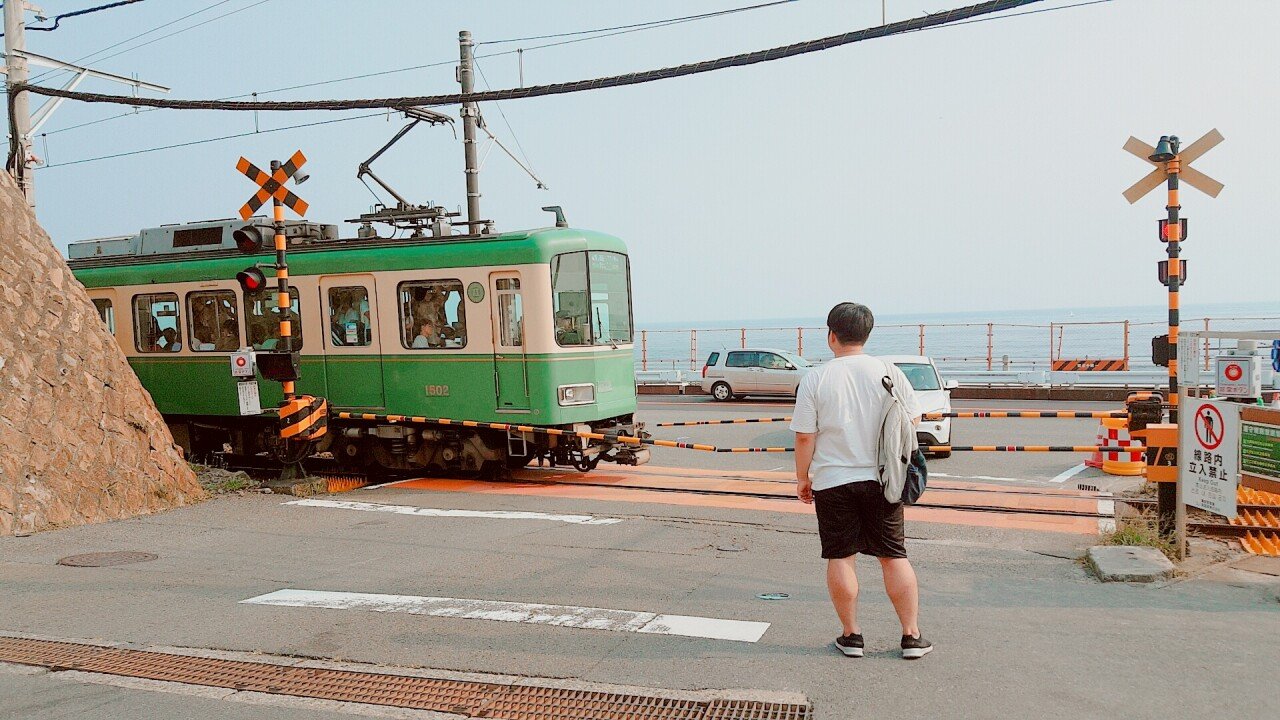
[
  {"xmin": 236, "ymin": 150, "xmax": 310, "ymax": 220},
  {"xmin": 1122, "ymin": 129, "xmax": 1225, "ymax": 204}
]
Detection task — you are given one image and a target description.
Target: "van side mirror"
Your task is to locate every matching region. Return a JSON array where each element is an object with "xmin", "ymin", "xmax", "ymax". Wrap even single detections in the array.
[{"xmin": 944, "ymin": 379, "xmax": 959, "ymax": 390}]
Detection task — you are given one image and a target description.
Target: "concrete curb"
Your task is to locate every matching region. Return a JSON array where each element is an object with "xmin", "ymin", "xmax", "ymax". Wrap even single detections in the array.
[{"xmin": 1086, "ymin": 545, "xmax": 1176, "ymax": 583}]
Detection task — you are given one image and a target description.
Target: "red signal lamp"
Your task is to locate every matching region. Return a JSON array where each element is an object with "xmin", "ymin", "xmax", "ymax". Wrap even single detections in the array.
[
  {"xmin": 232, "ymin": 224, "xmax": 265, "ymax": 254},
  {"xmin": 236, "ymin": 266, "xmax": 268, "ymax": 293}
]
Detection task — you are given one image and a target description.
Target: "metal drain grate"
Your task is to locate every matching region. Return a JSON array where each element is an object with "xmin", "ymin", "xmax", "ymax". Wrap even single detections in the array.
[{"xmin": 0, "ymin": 637, "xmax": 809, "ymax": 719}]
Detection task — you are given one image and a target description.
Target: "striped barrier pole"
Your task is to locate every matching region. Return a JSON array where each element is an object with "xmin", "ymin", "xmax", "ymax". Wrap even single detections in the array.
[
  {"xmin": 656, "ymin": 411, "xmax": 1127, "ymax": 426},
  {"xmin": 334, "ymin": 412, "xmax": 1141, "ymax": 456},
  {"xmin": 922, "ymin": 411, "xmax": 1128, "ymax": 419}
]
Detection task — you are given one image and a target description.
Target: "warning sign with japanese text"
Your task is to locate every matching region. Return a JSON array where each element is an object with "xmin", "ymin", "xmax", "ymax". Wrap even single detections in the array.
[{"xmin": 1180, "ymin": 397, "xmax": 1240, "ymax": 517}]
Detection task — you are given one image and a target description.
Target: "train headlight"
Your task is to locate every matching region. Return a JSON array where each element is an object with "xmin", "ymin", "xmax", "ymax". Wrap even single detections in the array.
[{"xmin": 558, "ymin": 383, "xmax": 596, "ymax": 406}]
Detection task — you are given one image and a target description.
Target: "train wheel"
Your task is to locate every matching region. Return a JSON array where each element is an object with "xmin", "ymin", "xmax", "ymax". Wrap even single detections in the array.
[{"xmin": 711, "ymin": 382, "xmax": 733, "ymax": 402}]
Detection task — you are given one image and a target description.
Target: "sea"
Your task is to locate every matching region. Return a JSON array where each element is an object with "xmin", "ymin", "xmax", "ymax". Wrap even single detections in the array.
[{"xmin": 634, "ymin": 301, "xmax": 1280, "ymax": 374}]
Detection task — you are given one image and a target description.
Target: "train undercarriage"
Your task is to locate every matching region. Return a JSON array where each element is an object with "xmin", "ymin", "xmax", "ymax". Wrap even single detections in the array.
[{"xmin": 168, "ymin": 413, "xmax": 648, "ymax": 475}]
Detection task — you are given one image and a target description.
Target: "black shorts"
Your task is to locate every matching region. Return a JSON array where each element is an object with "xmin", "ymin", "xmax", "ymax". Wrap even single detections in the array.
[{"xmin": 813, "ymin": 480, "xmax": 907, "ymax": 559}]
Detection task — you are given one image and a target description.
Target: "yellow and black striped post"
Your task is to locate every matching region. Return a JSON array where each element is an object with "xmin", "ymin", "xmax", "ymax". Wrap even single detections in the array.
[
  {"xmin": 1156, "ymin": 135, "xmax": 1183, "ymax": 538},
  {"xmin": 268, "ymin": 159, "xmax": 295, "ymax": 401}
]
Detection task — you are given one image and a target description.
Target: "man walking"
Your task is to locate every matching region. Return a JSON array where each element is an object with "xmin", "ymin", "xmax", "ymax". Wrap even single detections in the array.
[{"xmin": 791, "ymin": 302, "xmax": 933, "ymax": 659}]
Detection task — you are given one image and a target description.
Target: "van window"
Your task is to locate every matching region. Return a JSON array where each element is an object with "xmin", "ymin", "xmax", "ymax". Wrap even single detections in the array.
[
  {"xmin": 759, "ymin": 352, "xmax": 790, "ymax": 370},
  {"xmin": 133, "ymin": 293, "xmax": 182, "ymax": 353},
  {"xmin": 244, "ymin": 286, "xmax": 303, "ymax": 350},
  {"xmin": 725, "ymin": 351, "xmax": 757, "ymax": 368},
  {"xmin": 92, "ymin": 298, "xmax": 115, "ymax": 335},
  {"xmin": 187, "ymin": 290, "xmax": 240, "ymax": 351},
  {"xmin": 328, "ymin": 286, "xmax": 371, "ymax": 347},
  {"xmin": 706, "ymin": 352, "xmax": 721, "ymax": 366},
  {"xmin": 399, "ymin": 279, "xmax": 466, "ymax": 349}
]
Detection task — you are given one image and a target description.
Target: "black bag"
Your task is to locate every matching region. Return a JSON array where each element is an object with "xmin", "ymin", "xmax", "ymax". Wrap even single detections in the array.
[{"xmin": 901, "ymin": 448, "xmax": 928, "ymax": 505}]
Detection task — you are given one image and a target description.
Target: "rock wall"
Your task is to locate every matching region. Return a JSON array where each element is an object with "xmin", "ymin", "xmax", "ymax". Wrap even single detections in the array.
[{"xmin": 0, "ymin": 173, "xmax": 204, "ymax": 535}]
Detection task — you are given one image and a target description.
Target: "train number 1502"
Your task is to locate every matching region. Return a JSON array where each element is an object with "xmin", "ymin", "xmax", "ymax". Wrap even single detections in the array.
[{"xmin": 425, "ymin": 385, "xmax": 450, "ymax": 397}]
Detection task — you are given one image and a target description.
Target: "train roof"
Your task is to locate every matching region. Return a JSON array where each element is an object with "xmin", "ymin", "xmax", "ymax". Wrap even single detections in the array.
[{"xmin": 69, "ymin": 226, "xmax": 628, "ymax": 289}]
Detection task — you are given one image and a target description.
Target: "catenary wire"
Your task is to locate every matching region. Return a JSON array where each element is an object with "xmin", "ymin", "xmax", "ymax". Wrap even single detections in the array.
[
  {"xmin": 473, "ymin": 58, "xmax": 539, "ymax": 181},
  {"xmin": 36, "ymin": 2, "xmax": 791, "ymax": 137},
  {"xmin": 15, "ymin": 0, "xmax": 1112, "ymax": 171},
  {"xmin": 27, "ymin": 0, "xmax": 253, "ymax": 83},
  {"xmin": 12, "ymin": 1, "xmax": 1050, "ymax": 113},
  {"xmin": 39, "ymin": 111, "xmax": 384, "ymax": 168},
  {"xmin": 477, "ymin": 0, "xmax": 797, "ymax": 45},
  {"xmin": 20, "ymin": 0, "xmax": 147, "ymax": 34}
]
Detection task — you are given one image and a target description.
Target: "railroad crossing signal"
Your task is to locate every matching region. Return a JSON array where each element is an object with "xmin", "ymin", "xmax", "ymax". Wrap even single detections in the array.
[
  {"xmin": 1122, "ymin": 128, "xmax": 1224, "ymax": 204},
  {"xmin": 236, "ymin": 150, "xmax": 310, "ymax": 220}
]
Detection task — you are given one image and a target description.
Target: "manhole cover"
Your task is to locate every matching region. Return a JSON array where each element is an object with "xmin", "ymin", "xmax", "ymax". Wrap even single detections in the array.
[
  {"xmin": 57, "ymin": 552, "xmax": 158, "ymax": 568},
  {"xmin": 757, "ymin": 592, "xmax": 790, "ymax": 601}
]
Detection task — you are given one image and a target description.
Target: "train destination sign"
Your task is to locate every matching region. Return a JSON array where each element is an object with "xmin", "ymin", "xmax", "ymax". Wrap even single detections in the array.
[{"xmin": 1180, "ymin": 398, "xmax": 1240, "ymax": 518}]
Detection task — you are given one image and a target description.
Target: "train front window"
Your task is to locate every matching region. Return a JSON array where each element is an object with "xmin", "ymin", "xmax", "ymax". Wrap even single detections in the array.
[
  {"xmin": 588, "ymin": 252, "xmax": 632, "ymax": 345},
  {"xmin": 551, "ymin": 251, "xmax": 632, "ymax": 347},
  {"xmin": 133, "ymin": 293, "xmax": 181, "ymax": 353},
  {"xmin": 551, "ymin": 252, "xmax": 589, "ymax": 346},
  {"xmin": 399, "ymin": 279, "xmax": 467, "ymax": 349},
  {"xmin": 244, "ymin": 287, "xmax": 303, "ymax": 350}
]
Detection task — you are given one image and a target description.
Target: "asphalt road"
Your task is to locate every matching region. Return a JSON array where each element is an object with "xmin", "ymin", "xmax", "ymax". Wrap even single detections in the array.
[
  {"xmin": 1, "ymin": 397, "xmax": 1276, "ymax": 719},
  {"xmin": 637, "ymin": 396, "xmax": 1132, "ymax": 489}
]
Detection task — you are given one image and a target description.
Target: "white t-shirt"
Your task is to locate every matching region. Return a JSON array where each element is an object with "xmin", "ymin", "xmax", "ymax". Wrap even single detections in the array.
[{"xmin": 790, "ymin": 354, "xmax": 922, "ymax": 492}]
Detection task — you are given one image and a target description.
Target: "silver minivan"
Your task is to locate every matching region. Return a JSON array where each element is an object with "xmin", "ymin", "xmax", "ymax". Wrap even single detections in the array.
[{"xmin": 700, "ymin": 348, "xmax": 811, "ymax": 400}]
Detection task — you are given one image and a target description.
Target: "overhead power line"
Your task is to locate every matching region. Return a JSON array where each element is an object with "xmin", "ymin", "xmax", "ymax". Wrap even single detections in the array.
[
  {"xmin": 11, "ymin": 0, "xmax": 1048, "ymax": 115},
  {"xmin": 27, "ymin": 0, "xmax": 252, "ymax": 83},
  {"xmin": 477, "ymin": 0, "xmax": 797, "ymax": 46},
  {"xmin": 42, "ymin": 110, "xmax": 386, "ymax": 167},
  {"xmin": 21, "ymin": 0, "xmax": 147, "ymax": 34}
]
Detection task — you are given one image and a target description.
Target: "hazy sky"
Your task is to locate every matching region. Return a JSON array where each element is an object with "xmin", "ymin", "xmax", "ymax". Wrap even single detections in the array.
[{"xmin": 9, "ymin": 0, "xmax": 1278, "ymax": 323}]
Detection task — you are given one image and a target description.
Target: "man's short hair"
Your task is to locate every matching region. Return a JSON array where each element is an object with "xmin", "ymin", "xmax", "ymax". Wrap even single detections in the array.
[{"xmin": 827, "ymin": 302, "xmax": 874, "ymax": 345}]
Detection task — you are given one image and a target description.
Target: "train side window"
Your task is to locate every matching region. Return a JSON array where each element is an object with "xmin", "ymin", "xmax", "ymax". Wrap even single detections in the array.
[
  {"xmin": 132, "ymin": 293, "xmax": 182, "ymax": 353},
  {"xmin": 244, "ymin": 287, "xmax": 303, "ymax": 350},
  {"xmin": 399, "ymin": 279, "xmax": 467, "ymax": 350},
  {"xmin": 187, "ymin": 290, "xmax": 240, "ymax": 352},
  {"xmin": 92, "ymin": 298, "xmax": 115, "ymax": 335},
  {"xmin": 328, "ymin": 286, "xmax": 371, "ymax": 347}
]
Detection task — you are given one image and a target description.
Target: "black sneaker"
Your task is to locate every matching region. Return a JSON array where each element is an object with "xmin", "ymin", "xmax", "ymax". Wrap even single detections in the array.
[
  {"xmin": 834, "ymin": 633, "xmax": 864, "ymax": 658},
  {"xmin": 901, "ymin": 634, "xmax": 933, "ymax": 660}
]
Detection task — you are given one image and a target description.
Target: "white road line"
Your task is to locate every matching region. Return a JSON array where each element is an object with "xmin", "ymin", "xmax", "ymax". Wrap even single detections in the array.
[
  {"xmin": 241, "ymin": 589, "xmax": 770, "ymax": 643},
  {"xmin": 931, "ymin": 472, "xmax": 1033, "ymax": 484},
  {"xmin": 1097, "ymin": 495, "xmax": 1116, "ymax": 534},
  {"xmin": 1050, "ymin": 463, "xmax": 1089, "ymax": 484},
  {"xmin": 285, "ymin": 498, "xmax": 622, "ymax": 526}
]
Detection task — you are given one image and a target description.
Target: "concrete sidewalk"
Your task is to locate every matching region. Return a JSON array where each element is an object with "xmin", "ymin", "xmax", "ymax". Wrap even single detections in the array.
[{"xmin": 1, "ymin": 485, "xmax": 1277, "ymax": 719}]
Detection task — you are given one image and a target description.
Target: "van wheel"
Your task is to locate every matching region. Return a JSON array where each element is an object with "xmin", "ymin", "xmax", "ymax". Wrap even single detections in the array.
[{"xmin": 711, "ymin": 382, "xmax": 733, "ymax": 401}]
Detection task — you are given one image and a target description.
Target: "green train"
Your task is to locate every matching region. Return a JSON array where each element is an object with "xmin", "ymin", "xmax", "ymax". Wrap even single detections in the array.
[{"xmin": 67, "ymin": 219, "xmax": 645, "ymax": 473}]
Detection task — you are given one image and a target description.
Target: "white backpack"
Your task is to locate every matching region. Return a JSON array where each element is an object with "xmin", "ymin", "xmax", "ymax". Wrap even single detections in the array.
[{"xmin": 876, "ymin": 361, "xmax": 919, "ymax": 504}]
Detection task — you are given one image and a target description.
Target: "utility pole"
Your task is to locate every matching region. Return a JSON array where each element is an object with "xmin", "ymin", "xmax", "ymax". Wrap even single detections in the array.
[
  {"xmin": 4, "ymin": 1, "xmax": 167, "ymax": 212},
  {"xmin": 458, "ymin": 30, "xmax": 483, "ymax": 232},
  {"xmin": 4, "ymin": 0, "xmax": 35, "ymax": 205}
]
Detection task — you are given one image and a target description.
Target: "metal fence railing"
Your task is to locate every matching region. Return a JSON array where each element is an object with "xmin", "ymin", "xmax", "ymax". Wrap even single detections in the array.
[{"xmin": 634, "ymin": 316, "xmax": 1280, "ymax": 376}]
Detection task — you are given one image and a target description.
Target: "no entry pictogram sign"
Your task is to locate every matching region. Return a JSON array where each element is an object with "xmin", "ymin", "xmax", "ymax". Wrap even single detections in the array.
[
  {"xmin": 1195, "ymin": 404, "xmax": 1225, "ymax": 450},
  {"xmin": 236, "ymin": 150, "xmax": 309, "ymax": 220}
]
